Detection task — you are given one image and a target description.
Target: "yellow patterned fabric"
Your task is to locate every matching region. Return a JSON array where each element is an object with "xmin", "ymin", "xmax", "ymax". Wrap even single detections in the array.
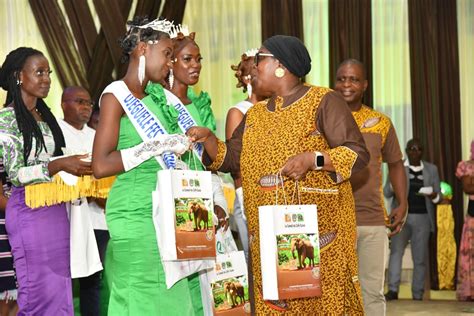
[
  {"xmin": 327, "ymin": 146, "xmax": 358, "ymax": 184},
  {"xmin": 436, "ymin": 204, "xmax": 456, "ymax": 289},
  {"xmin": 25, "ymin": 174, "xmax": 115, "ymax": 208},
  {"xmin": 240, "ymin": 86, "xmax": 364, "ymax": 314},
  {"xmin": 207, "ymin": 138, "xmax": 227, "ymax": 171},
  {"xmin": 350, "ymin": 105, "xmax": 400, "ymax": 226}
]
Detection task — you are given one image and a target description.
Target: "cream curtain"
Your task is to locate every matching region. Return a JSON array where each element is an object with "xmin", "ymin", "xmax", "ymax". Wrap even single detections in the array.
[
  {"xmin": 0, "ymin": 0, "xmax": 63, "ymax": 116},
  {"xmin": 372, "ymin": 0, "xmax": 412, "ymax": 150},
  {"xmin": 457, "ymin": 0, "xmax": 474, "ymax": 211},
  {"xmin": 457, "ymin": 0, "xmax": 474, "ymax": 161},
  {"xmin": 302, "ymin": 0, "xmax": 330, "ymax": 88},
  {"xmin": 182, "ymin": 0, "xmax": 261, "ymax": 139}
]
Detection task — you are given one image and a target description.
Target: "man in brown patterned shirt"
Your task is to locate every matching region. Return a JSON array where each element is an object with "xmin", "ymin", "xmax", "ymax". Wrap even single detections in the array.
[{"xmin": 335, "ymin": 59, "xmax": 408, "ymax": 315}]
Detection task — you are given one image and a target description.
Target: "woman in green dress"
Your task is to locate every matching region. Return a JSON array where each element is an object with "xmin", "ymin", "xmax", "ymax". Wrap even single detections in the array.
[
  {"xmin": 92, "ymin": 17, "xmax": 202, "ymax": 315},
  {"xmin": 143, "ymin": 26, "xmax": 230, "ymax": 315}
]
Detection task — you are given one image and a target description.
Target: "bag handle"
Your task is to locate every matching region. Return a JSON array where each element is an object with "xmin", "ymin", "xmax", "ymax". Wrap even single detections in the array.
[
  {"xmin": 274, "ymin": 172, "xmax": 287, "ymax": 206},
  {"xmin": 291, "ymin": 180, "xmax": 301, "ymax": 205}
]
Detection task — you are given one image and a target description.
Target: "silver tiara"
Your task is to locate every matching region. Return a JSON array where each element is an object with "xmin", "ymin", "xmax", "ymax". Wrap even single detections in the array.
[
  {"xmin": 169, "ymin": 24, "xmax": 190, "ymax": 39},
  {"xmin": 132, "ymin": 19, "xmax": 174, "ymax": 34},
  {"xmin": 244, "ymin": 48, "xmax": 258, "ymax": 57}
]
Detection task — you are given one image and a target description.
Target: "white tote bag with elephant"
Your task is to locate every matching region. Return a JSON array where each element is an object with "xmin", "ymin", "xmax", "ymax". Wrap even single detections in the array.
[
  {"xmin": 208, "ymin": 251, "xmax": 251, "ymax": 315},
  {"xmin": 155, "ymin": 169, "xmax": 216, "ymax": 261},
  {"xmin": 259, "ymin": 202, "xmax": 321, "ymax": 300}
]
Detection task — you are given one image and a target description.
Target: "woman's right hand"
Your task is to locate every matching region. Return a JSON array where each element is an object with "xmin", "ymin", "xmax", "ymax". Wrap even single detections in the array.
[
  {"xmin": 186, "ymin": 127, "xmax": 212, "ymax": 143},
  {"xmin": 48, "ymin": 154, "xmax": 93, "ymax": 177}
]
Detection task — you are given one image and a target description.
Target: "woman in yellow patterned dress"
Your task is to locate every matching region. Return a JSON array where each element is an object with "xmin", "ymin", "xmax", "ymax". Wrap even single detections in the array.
[{"xmin": 188, "ymin": 35, "xmax": 369, "ymax": 314}]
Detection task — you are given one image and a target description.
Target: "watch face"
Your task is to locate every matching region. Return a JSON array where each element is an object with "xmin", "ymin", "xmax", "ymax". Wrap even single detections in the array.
[{"xmin": 316, "ymin": 154, "xmax": 324, "ymax": 167}]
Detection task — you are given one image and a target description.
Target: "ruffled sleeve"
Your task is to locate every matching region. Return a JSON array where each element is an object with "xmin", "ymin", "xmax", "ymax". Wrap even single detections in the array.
[
  {"xmin": 145, "ymin": 83, "xmax": 181, "ymax": 133},
  {"xmin": 188, "ymin": 88, "xmax": 216, "ymax": 133}
]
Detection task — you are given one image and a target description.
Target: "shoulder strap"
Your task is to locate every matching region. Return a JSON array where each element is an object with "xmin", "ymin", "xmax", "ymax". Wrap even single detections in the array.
[
  {"xmin": 101, "ymin": 81, "xmax": 176, "ymax": 169},
  {"xmin": 163, "ymin": 88, "xmax": 204, "ymax": 161}
]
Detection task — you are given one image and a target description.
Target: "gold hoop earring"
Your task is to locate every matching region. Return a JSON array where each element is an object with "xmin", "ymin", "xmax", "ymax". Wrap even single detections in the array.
[{"xmin": 275, "ymin": 67, "xmax": 285, "ymax": 78}]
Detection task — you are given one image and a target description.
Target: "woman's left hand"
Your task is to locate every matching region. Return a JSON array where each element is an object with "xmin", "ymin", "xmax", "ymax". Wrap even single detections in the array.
[
  {"xmin": 281, "ymin": 152, "xmax": 314, "ymax": 180},
  {"xmin": 214, "ymin": 205, "xmax": 229, "ymax": 231}
]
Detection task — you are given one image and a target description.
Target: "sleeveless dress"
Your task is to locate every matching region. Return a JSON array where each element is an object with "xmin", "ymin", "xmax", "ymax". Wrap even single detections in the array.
[{"xmin": 104, "ymin": 82, "xmax": 204, "ymax": 315}]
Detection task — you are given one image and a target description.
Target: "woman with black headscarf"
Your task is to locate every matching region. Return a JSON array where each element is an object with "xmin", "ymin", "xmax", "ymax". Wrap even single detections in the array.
[{"xmin": 187, "ymin": 35, "xmax": 369, "ymax": 314}]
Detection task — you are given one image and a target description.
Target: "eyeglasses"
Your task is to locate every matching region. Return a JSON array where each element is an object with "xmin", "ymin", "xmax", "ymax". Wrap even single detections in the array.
[
  {"xmin": 66, "ymin": 98, "xmax": 94, "ymax": 107},
  {"xmin": 254, "ymin": 52, "xmax": 274, "ymax": 66},
  {"xmin": 407, "ymin": 146, "xmax": 422, "ymax": 151},
  {"xmin": 34, "ymin": 69, "xmax": 53, "ymax": 78}
]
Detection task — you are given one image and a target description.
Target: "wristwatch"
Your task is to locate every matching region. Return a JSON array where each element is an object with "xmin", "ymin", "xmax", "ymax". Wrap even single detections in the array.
[{"xmin": 314, "ymin": 151, "xmax": 324, "ymax": 170}]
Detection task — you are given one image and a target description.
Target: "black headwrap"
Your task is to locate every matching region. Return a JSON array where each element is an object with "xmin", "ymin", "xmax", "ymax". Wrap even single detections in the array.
[{"xmin": 262, "ymin": 35, "xmax": 311, "ymax": 78}]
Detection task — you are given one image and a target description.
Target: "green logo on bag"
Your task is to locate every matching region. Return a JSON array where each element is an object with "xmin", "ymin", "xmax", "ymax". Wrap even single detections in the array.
[{"xmin": 284, "ymin": 213, "xmax": 304, "ymax": 222}]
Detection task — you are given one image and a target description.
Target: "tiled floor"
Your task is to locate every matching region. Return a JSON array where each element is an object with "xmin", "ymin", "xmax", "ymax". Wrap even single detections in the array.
[
  {"xmin": 385, "ymin": 283, "xmax": 473, "ymax": 316},
  {"xmin": 387, "ymin": 299, "xmax": 474, "ymax": 316}
]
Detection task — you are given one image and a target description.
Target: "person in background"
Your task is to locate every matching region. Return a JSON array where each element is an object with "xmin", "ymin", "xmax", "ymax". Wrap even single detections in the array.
[
  {"xmin": 385, "ymin": 138, "xmax": 442, "ymax": 301},
  {"xmin": 58, "ymin": 86, "xmax": 109, "ymax": 316},
  {"xmin": 0, "ymin": 159, "xmax": 18, "ymax": 316},
  {"xmin": 455, "ymin": 139, "xmax": 474, "ymax": 301},
  {"xmin": 187, "ymin": 35, "xmax": 369, "ymax": 314},
  {"xmin": 0, "ymin": 47, "xmax": 92, "ymax": 315},
  {"xmin": 334, "ymin": 59, "xmax": 407, "ymax": 315},
  {"xmin": 88, "ymin": 105, "xmax": 100, "ymax": 130},
  {"xmin": 226, "ymin": 48, "xmax": 266, "ymax": 262},
  {"xmin": 92, "ymin": 17, "xmax": 196, "ymax": 315}
]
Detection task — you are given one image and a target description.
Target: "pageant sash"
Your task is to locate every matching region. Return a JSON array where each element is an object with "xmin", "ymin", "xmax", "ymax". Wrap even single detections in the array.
[
  {"xmin": 102, "ymin": 81, "xmax": 176, "ymax": 169},
  {"xmin": 163, "ymin": 89, "xmax": 204, "ymax": 161}
]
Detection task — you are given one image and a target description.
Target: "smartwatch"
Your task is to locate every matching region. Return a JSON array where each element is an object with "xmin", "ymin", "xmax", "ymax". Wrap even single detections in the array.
[{"xmin": 314, "ymin": 151, "xmax": 324, "ymax": 170}]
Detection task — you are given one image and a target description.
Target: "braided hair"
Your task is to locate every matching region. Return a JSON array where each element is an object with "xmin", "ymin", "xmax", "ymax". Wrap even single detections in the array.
[
  {"xmin": 119, "ymin": 16, "xmax": 172, "ymax": 63},
  {"xmin": 172, "ymin": 31, "xmax": 198, "ymax": 57},
  {"xmin": 0, "ymin": 47, "xmax": 65, "ymax": 165},
  {"xmin": 231, "ymin": 53, "xmax": 254, "ymax": 93}
]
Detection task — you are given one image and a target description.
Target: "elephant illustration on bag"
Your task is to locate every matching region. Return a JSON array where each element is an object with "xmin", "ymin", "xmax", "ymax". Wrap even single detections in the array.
[
  {"xmin": 224, "ymin": 281, "xmax": 245, "ymax": 307},
  {"xmin": 188, "ymin": 202, "xmax": 209, "ymax": 231},
  {"xmin": 291, "ymin": 237, "xmax": 315, "ymax": 269}
]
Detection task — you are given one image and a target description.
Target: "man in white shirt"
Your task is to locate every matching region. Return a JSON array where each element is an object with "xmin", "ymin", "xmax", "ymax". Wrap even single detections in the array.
[{"xmin": 59, "ymin": 86, "xmax": 109, "ymax": 316}]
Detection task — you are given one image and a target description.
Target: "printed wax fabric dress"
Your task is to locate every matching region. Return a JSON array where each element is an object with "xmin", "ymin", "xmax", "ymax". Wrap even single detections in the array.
[
  {"xmin": 104, "ymin": 81, "xmax": 214, "ymax": 315},
  {"xmin": 0, "ymin": 107, "xmax": 72, "ymax": 315},
  {"xmin": 0, "ymin": 158, "xmax": 17, "ymax": 301},
  {"xmin": 207, "ymin": 86, "xmax": 367, "ymax": 315},
  {"xmin": 455, "ymin": 158, "xmax": 474, "ymax": 301}
]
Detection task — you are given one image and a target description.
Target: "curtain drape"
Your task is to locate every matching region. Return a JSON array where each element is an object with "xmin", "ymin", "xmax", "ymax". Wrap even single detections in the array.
[
  {"xmin": 371, "ymin": 0, "xmax": 412, "ymax": 148},
  {"xmin": 134, "ymin": 0, "xmax": 162, "ymax": 20},
  {"xmin": 29, "ymin": 0, "xmax": 88, "ymax": 88},
  {"xmin": 328, "ymin": 0, "xmax": 373, "ymax": 107},
  {"xmin": 182, "ymin": 0, "xmax": 261, "ymax": 139},
  {"xmin": 261, "ymin": 0, "xmax": 304, "ymax": 41},
  {"xmin": 162, "ymin": 0, "xmax": 187, "ymax": 24},
  {"xmin": 302, "ymin": 0, "xmax": 329, "ymax": 87},
  {"xmin": 62, "ymin": 0, "xmax": 97, "ymax": 72},
  {"xmin": 29, "ymin": 0, "xmax": 187, "ymax": 102},
  {"xmin": 408, "ymin": 0, "xmax": 463, "ymax": 290},
  {"xmin": 0, "ymin": 0, "xmax": 63, "ymax": 115},
  {"xmin": 457, "ymin": 0, "xmax": 474, "ymax": 183}
]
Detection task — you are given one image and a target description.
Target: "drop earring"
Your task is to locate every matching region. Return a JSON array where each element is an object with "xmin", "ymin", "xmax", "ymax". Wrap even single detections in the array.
[
  {"xmin": 16, "ymin": 79, "xmax": 22, "ymax": 86},
  {"xmin": 168, "ymin": 69, "xmax": 174, "ymax": 89},
  {"xmin": 138, "ymin": 55, "xmax": 146, "ymax": 85},
  {"xmin": 245, "ymin": 75, "xmax": 252, "ymax": 98},
  {"xmin": 274, "ymin": 67, "xmax": 285, "ymax": 78}
]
